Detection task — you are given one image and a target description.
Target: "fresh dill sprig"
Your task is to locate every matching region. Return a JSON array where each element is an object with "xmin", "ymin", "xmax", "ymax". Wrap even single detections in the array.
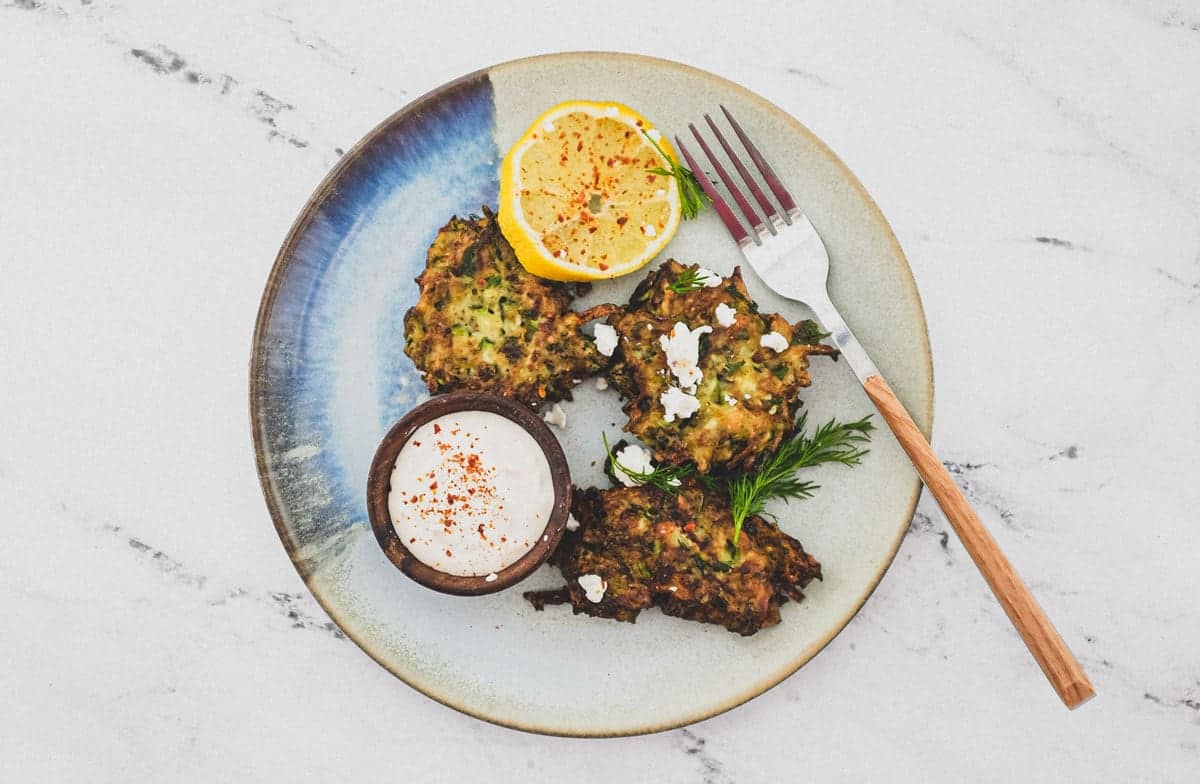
[
  {"xmin": 667, "ymin": 267, "xmax": 709, "ymax": 293},
  {"xmin": 642, "ymin": 130, "xmax": 710, "ymax": 220},
  {"xmin": 603, "ymin": 433, "xmax": 694, "ymax": 494},
  {"xmin": 728, "ymin": 412, "xmax": 875, "ymax": 543}
]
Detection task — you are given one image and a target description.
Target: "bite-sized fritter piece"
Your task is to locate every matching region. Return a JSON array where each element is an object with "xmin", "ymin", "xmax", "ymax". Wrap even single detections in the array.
[
  {"xmin": 607, "ymin": 260, "xmax": 837, "ymax": 473},
  {"xmin": 525, "ymin": 481, "xmax": 822, "ymax": 636},
  {"xmin": 404, "ymin": 209, "xmax": 619, "ymax": 407}
]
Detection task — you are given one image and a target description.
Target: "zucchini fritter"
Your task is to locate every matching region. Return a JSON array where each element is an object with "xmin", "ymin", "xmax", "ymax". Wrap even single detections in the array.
[
  {"xmin": 607, "ymin": 260, "xmax": 837, "ymax": 472},
  {"xmin": 403, "ymin": 210, "xmax": 618, "ymax": 407},
  {"xmin": 525, "ymin": 481, "xmax": 822, "ymax": 635}
]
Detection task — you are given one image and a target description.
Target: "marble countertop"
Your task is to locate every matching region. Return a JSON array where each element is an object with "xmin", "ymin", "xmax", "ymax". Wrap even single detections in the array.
[{"xmin": 3, "ymin": 1, "xmax": 1197, "ymax": 780}]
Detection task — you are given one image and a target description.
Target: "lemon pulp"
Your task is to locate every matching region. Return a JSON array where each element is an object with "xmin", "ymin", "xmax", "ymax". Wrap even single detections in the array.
[{"xmin": 498, "ymin": 101, "xmax": 682, "ymax": 282}]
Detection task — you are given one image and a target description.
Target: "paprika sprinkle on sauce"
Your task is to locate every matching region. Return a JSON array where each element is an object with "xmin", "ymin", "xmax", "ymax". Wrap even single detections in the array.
[{"xmin": 387, "ymin": 411, "xmax": 554, "ymax": 576}]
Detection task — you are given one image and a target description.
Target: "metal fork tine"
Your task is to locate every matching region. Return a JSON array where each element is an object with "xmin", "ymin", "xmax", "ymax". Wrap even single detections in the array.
[
  {"xmin": 705, "ymin": 113, "xmax": 778, "ymax": 224},
  {"xmin": 673, "ymin": 136, "xmax": 752, "ymax": 247},
  {"xmin": 688, "ymin": 123, "xmax": 766, "ymax": 236},
  {"xmin": 720, "ymin": 105, "xmax": 798, "ymax": 217}
]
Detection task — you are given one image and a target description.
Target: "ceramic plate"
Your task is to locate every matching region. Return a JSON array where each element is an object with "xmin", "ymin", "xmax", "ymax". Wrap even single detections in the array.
[{"xmin": 250, "ymin": 52, "xmax": 933, "ymax": 736}]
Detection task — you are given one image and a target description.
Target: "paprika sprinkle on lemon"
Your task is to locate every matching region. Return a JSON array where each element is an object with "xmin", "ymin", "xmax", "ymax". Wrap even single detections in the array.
[{"xmin": 498, "ymin": 101, "xmax": 683, "ymax": 282}]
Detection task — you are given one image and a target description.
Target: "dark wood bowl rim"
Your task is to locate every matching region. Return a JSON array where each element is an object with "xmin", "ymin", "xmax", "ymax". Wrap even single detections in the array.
[{"xmin": 366, "ymin": 391, "xmax": 572, "ymax": 596}]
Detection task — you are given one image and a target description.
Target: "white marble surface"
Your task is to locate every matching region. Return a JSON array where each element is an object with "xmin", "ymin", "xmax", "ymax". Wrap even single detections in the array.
[{"xmin": 2, "ymin": 1, "xmax": 1198, "ymax": 780}]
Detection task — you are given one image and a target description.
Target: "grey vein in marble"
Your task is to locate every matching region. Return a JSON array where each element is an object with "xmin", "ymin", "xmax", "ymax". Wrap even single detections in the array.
[
  {"xmin": 101, "ymin": 517, "xmax": 347, "ymax": 640},
  {"xmin": 124, "ymin": 43, "xmax": 311, "ymax": 149},
  {"xmin": 674, "ymin": 729, "xmax": 734, "ymax": 784},
  {"xmin": 784, "ymin": 65, "xmax": 834, "ymax": 88}
]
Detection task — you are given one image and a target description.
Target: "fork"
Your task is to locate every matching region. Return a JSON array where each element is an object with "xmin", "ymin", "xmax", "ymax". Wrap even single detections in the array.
[{"xmin": 677, "ymin": 107, "xmax": 1094, "ymax": 709}]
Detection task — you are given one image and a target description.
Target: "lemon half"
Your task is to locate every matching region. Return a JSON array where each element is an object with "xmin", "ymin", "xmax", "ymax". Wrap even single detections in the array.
[{"xmin": 498, "ymin": 101, "xmax": 682, "ymax": 282}]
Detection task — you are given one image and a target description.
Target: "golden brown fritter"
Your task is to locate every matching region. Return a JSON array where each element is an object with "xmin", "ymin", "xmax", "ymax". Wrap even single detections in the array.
[
  {"xmin": 525, "ymin": 481, "xmax": 822, "ymax": 636},
  {"xmin": 606, "ymin": 260, "xmax": 837, "ymax": 473},
  {"xmin": 403, "ymin": 209, "xmax": 618, "ymax": 407}
]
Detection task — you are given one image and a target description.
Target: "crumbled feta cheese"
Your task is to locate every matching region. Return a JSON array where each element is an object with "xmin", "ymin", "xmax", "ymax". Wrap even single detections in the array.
[
  {"xmin": 613, "ymin": 444, "xmax": 655, "ymax": 487},
  {"xmin": 578, "ymin": 574, "xmax": 607, "ymax": 603},
  {"xmin": 543, "ymin": 403, "xmax": 567, "ymax": 428},
  {"xmin": 661, "ymin": 386, "xmax": 701, "ymax": 422},
  {"xmin": 542, "ymin": 120, "xmax": 555, "ymax": 133},
  {"xmin": 724, "ymin": 394, "xmax": 737, "ymax": 406},
  {"xmin": 659, "ymin": 321, "xmax": 712, "ymax": 390},
  {"xmin": 760, "ymin": 331, "xmax": 789, "ymax": 353},
  {"xmin": 592, "ymin": 324, "xmax": 619, "ymax": 357},
  {"xmin": 695, "ymin": 267, "xmax": 722, "ymax": 287},
  {"xmin": 642, "ymin": 223, "xmax": 657, "ymax": 237},
  {"xmin": 566, "ymin": 514, "xmax": 581, "ymax": 532},
  {"xmin": 595, "ymin": 376, "xmax": 609, "ymax": 391},
  {"xmin": 714, "ymin": 302, "xmax": 737, "ymax": 327},
  {"xmin": 485, "ymin": 573, "xmax": 498, "ymax": 582}
]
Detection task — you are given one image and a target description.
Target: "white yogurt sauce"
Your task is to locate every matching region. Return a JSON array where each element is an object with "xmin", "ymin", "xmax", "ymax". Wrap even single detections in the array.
[{"xmin": 388, "ymin": 411, "xmax": 554, "ymax": 577}]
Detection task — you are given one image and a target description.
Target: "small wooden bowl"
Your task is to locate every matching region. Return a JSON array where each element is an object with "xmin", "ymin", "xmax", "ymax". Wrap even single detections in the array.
[{"xmin": 366, "ymin": 391, "xmax": 572, "ymax": 596}]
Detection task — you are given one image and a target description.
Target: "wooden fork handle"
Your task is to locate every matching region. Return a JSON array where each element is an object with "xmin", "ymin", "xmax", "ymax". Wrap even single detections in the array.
[{"xmin": 864, "ymin": 374, "xmax": 1095, "ymax": 709}]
